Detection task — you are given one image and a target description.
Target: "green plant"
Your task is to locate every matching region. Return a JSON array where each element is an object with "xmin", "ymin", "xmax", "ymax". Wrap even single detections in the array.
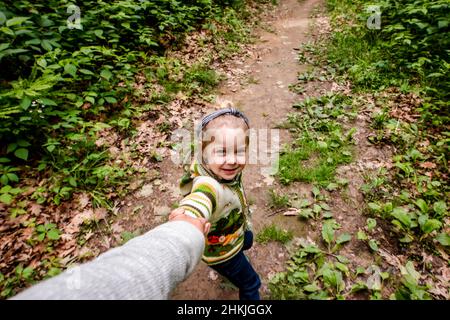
[
  {"xmin": 120, "ymin": 230, "xmax": 140, "ymax": 245},
  {"xmin": 0, "ymin": 163, "xmax": 19, "ymax": 185},
  {"xmin": 278, "ymin": 93, "xmax": 355, "ymax": 186},
  {"xmin": 394, "ymin": 261, "xmax": 432, "ymax": 300},
  {"xmin": 268, "ymin": 189, "xmax": 290, "ymax": 209},
  {"xmin": 256, "ymin": 224, "xmax": 293, "ymax": 244},
  {"xmin": 0, "ymin": 185, "xmax": 22, "ymax": 205},
  {"xmin": 269, "ymin": 239, "xmax": 352, "ymax": 299},
  {"xmin": 35, "ymin": 223, "xmax": 61, "ymax": 242},
  {"xmin": 0, "ymin": 264, "xmax": 34, "ymax": 298},
  {"xmin": 0, "ymin": 0, "xmax": 274, "ymax": 300}
]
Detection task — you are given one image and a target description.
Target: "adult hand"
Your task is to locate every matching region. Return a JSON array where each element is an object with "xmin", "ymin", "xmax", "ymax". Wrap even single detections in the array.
[{"xmin": 169, "ymin": 208, "xmax": 211, "ymax": 235}]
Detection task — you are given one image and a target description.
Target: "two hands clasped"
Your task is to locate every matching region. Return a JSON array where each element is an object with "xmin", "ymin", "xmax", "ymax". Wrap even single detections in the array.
[{"xmin": 168, "ymin": 208, "xmax": 211, "ymax": 236}]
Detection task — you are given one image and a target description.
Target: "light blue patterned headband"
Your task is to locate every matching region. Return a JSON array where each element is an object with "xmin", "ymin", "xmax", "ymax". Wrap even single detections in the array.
[{"xmin": 197, "ymin": 107, "xmax": 250, "ymax": 136}]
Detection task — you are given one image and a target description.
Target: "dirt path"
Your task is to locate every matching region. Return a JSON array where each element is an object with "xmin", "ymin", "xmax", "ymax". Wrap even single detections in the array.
[{"xmin": 171, "ymin": 0, "xmax": 323, "ymax": 300}]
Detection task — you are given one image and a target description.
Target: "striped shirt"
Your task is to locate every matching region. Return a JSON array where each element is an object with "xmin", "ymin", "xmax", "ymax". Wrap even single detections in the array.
[{"xmin": 179, "ymin": 162, "xmax": 251, "ymax": 265}]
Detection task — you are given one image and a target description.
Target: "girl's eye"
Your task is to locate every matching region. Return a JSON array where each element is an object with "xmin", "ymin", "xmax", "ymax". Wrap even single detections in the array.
[{"xmin": 215, "ymin": 150, "xmax": 226, "ymax": 156}]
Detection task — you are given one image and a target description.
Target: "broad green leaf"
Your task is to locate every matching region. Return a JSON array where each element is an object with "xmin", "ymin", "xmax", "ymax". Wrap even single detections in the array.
[
  {"xmin": 7, "ymin": 143, "xmax": 17, "ymax": 153},
  {"xmin": 326, "ymin": 182, "xmax": 338, "ymax": 191},
  {"xmin": 438, "ymin": 20, "xmax": 448, "ymax": 28},
  {"xmin": 8, "ymin": 187, "xmax": 20, "ymax": 195},
  {"xmin": 435, "ymin": 233, "xmax": 450, "ymax": 246},
  {"xmin": 322, "ymin": 220, "xmax": 335, "ymax": 245},
  {"xmin": 400, "ymin": 261, "xmax": 420, "ymax": 287},
  {"xmin": 399, "ymin": 234, "xmax": 414, "ymax": 243},
  {"xmin": 336, "ymin": 233, "xmax": 351, "ymax": 244},
  {"xmin": 323, "ymin": 268, "xmax": 343, "ymax": 291},
  {"xmin": 335, "ymin": 262, "xmax": 349, "ymax": 274},
  {"xmin": 421, "ymin": 219, "xmax": 441, "ymax": 234},
  {"xmin": 37, "ymin": 233, "xmax": 45, "ymax": 241},
  {"xmin": 336, "ymin": 255, "xmax": 349, "ymax": 264},
  {"xmin": 418, "ymin": 214, "xmax": 428, "ymax": 227},
  {"xmin": 46, "ymin": 267, "xmax": 61, "ymax": 277},
  {"xmin": 85, "ymin": 96, "xmax": 95, "ymax": 104},
  {"xmin": 357, "ymin": 230, "xmax": 368, "ymax": 240},
  {"xmin": 80, "ymin": 69, "xmax": 95, "ymax": 75},
  {"xmin": 302, "ymin": 244, "xmax": 321, "ymax": 253},
  {"xmin": 0, "ymin": 175, "xmax": 8, "ymax": 185},
  {"xmin": 6, "ymin": 17, "xmax": 29, "ymax": 27},
  {"xmin": 25, "ymin": 38, "xmax": 41, "ymax": 45},
  {"xmin": 433, "ymin": 201, "xmax": 447, "ymax": 216},
  {"xmin": 317, "ymin": 141, "xmax": 327, "ymax": 149},
  {"xmin": 47, "ymin": 229, "xmax": 60, "ymax": 240},
  {"xmin": 355, "ymin": 266, "xmax": 365, "ymax": 275},
  {"xmin": 1, "ymin": 27, "xmax": 14, "ymax": 36},
  {"xmin": 0, "ymin": 43, "xmax": 9, "ymax": 51},
  {"xmin": 0, "ymin": 185, "xmax": 12, "ymax": 193},
  {"xmin": 39, "ymin": 98, "xmax": 57, "ymax": 106},
  {"xmin": 391, "ymin": 207, "xmax": 411, "ymax": 227},
  {"xmin": 303, "ymin": 283, "xmax": 319, "ymax": 292},
  {"xmin": 415, "ymin": 199, "xmax": 429, "ymax": 213},
  {"xmin": 100, "ymin": 69, "xmax": 113, "ymax": 80},
  {"xmin": 298, "ymin": 208, "xmax": 313, "ymax": 219},
  {"xmin": 64, "ymin": 64, "xmax": 77, "ymax": 77},
  {"xmin": 14, "ymin": 148, "xmax": 28, "ymax": 161},
  {"xmin": 322, "ymin": 211, "xmax": 333, "ymax": 219},
  {"xmin": 68, "ymin": 177, "xmax": 77, "ymax": 187},
  {"xmin": 0, "ymin": 193, "xmax": 12, "ymax": 204},
  {"xmin": 292, "ymin": 270, "xmax": 309, "ymax": 282},
  {"xmin": 368, "ymin": 239, "xmax": 379, "ymax": 251},
  {"xmin": 308, "ymin": 290, "xmax": 329, "ymax": 300},
  {"xmin": 351, "ymin": 282, "xmax": 368, "ymax": 292},
  {"xmin": 104, "ymin": 96, "xmax": 117, "ymax": 104},
  {"xmin": 94, "ymin": 29, "xmax": 104, "ymax": 38},
  {"xmin": 20, "ymin": 96, "xmax": 32, "ymax": 110},
  {"xmin": 292, "ymin": 198, "xmax": 311, "ymax": 209},
  {"xmin": 312, "ymin": 186, "xmax": 320, "ymax": 197},
  {"xmin": 21, "ymin": 267, "xmax": 33, "ymax": 279},
  {"xmin": 41, "ymin": 39, "xmax": 52, "ymax": 51},
  {"xmin": 17, "ymin": 139, "xmax": 30, "ymax": 147},
  {"xmin": 6, "ymin": 173, "xmax": 19, "ymax": 182},
  {"xmin": 380, "ymin": 272, "xmax": 389, "ymax": 280},
  {"xmin": 313, "ymin": 204, "xmax": 322, "ymax": 214},
  {"xmin": 366, "ymin": 218, "xmax": 377, "ymax": 231},
  {"xmin": 37, "ymin": 58, "xmax": 47, "ymax": 68}
]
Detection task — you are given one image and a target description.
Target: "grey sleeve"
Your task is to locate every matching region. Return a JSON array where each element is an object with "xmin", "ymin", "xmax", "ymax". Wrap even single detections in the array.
[{"xmin": 11, "ymin": 221, "xmax": 204, "ymax": 300}]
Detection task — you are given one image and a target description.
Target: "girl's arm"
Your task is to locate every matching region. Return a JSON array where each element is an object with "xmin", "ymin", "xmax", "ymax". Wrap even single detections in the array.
[{"xmin": 177, "ymin": 177, "xmax": 219, "ymax": 221}]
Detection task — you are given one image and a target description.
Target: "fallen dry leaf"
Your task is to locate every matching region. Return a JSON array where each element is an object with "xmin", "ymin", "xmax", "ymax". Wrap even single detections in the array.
[
  {"xmin": 283, "ymin": 208, "xmax": 299, "ymax": 216},
  {"xmin": 28, "ymin": 203, "xmax": 42, "ymax": 216},
  {"xmin": 420, "ymin": 161, "xmax": 437, "ymax": 169}
]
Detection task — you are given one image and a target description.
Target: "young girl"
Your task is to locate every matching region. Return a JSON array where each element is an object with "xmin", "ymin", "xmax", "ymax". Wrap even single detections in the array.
[{"xmin": 170, "ymin": 107, "xmax": 261, "ymax": 300}]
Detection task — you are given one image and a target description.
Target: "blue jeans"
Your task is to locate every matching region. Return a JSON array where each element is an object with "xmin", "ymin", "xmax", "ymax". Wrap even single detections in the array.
[{"xmin": 211, "ymin": 231, "xmax": 261, "ymax": 300}]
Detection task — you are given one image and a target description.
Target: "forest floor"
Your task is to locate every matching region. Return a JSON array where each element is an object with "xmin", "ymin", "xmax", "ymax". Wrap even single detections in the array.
[
  {"xmin": 66, "ymin": 0, "xmax": 450, "ymax": 299},
  {"xmin": 3, "ymin": 0, "xmax": 448, "ymax": 300},
  {"xmin": 172, "ymin": 0, "xmax": 325, "ymax": 299}
]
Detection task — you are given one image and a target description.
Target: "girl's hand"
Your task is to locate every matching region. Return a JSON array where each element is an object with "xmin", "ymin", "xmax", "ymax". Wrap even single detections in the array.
[{"xmin": 169, "ymin": 208, "xmax": 211, "ymax": 235}]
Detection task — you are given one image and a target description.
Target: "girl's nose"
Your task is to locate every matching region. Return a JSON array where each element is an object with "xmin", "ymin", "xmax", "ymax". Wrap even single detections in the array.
[{"xmin": 226, "ymin": 152, "xmax": 237, "ymax": 164}]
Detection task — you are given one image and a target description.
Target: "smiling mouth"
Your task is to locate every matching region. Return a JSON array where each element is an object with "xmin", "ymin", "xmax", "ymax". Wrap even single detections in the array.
[{"xmin": 221, "ymin": 168, "xmax": 238, "ymax": 173}]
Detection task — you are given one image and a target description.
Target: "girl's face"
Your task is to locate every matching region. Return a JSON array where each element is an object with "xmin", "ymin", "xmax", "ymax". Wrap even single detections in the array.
[{"xmin": 202, "ymin": 127, "xmax": 248, "ymax": 180}]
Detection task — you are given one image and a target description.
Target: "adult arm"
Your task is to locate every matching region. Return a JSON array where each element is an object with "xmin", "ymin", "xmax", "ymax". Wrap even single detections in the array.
[{"xmin": 11, "ymin": 220, "xmax": 204, "ymax": 300}]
